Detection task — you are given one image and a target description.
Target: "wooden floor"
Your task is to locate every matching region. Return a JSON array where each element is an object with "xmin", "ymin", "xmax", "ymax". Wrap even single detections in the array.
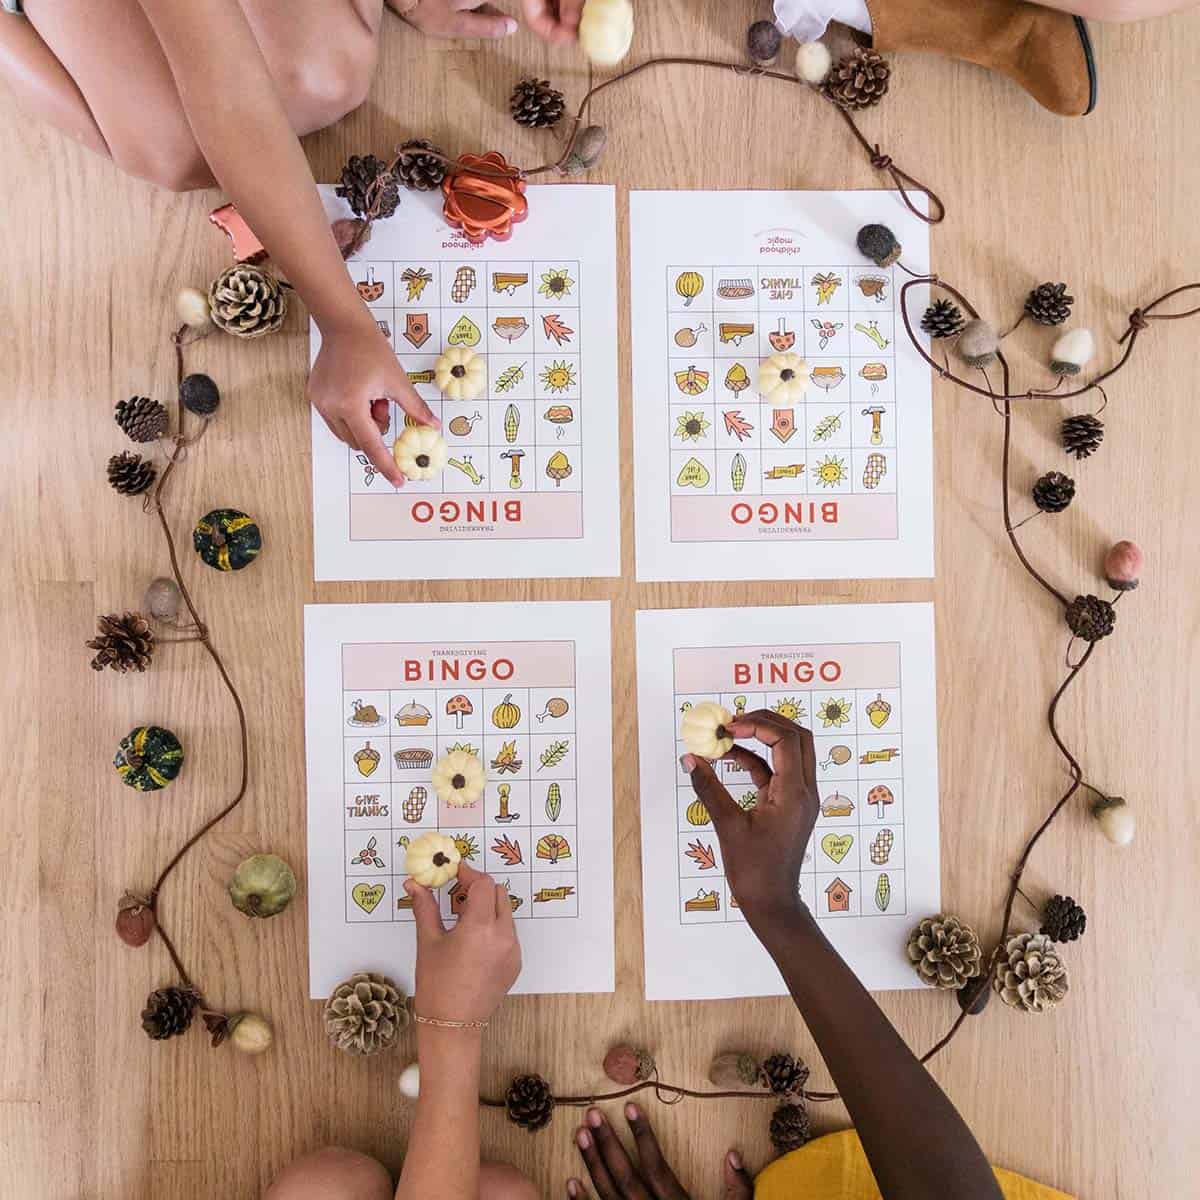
[{"xmin": 4, "ymin": 3, "xmax": 1200, "ymax": 1196}]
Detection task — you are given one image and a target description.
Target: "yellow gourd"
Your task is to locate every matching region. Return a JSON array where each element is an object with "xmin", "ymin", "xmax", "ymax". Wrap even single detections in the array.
[
  {"xmin": 393, "ymin": 425, "xmax": 448, "ymax": 481},
  {"xmin": 434, "ymin": 346, "xmax": 486, "ymax": 402},
  {"xmin": 578, "ymin": 0, "xmax": 634, "ymax": 66},
  {"xmin": 758, "ymin": 352, "xmax": 811, "ymax": 402},
  {"xmin": 492, "ymin": 694, "xmax": 521, "ymax": 730},
  {"xmin": 680, "ymin": 700, "xmax": 734, "ymax": 759},
  {"xmin": 431, "ymin": 748, "xmax": 486, "ymax": 807},
  {"xmin": 405, "ymin": 831, "xmax": 461, "ymax": 888},
  {"xmin": 686, "ymin": 798, "xmax": 711, "ymax": 826}
]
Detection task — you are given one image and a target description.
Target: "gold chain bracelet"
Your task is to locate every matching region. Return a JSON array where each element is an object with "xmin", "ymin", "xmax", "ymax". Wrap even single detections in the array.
[{"xmin": 412, "ymin": 1012, "xmax": 489, "ymax": 1030}]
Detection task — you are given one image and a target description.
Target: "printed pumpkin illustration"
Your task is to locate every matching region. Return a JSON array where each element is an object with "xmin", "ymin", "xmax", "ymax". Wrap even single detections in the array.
[
  {"xmin": 113, "ymin": 725, "xmax": 185, "ymax": 791},
  {"xmin": 492, "ymin": 694, "xmax": 521, "ymax": 729},
  {"xmin": 432, "ymin": 748, "xmax": 486, "ymax": 807},
  {"xmin": 405, "ymin": 831, "xmax": 462, "ymax": 888},
  {"xmin": 680, "ymin": 700, "xmax": 734, "ymax": 760},
  {"xmin": 675, "ymin": 270, "xmax": 704, "ymax": 307},
  {"xmin": 758, "ymin": 352, "xmax": 811, "ymax": 402},
  {"xmin": 434, "ymin": 345, "xmax": 486, "ymax": 401},
  {"xmin": 393, "ymin": 425, "xmax": 448, "ymax": 481},
  {"xmin": 686, "ymin": 798, "xmax": 712, "ymax": 827},
  {"xmin": 192, "ymin": 508, "xmax": 262, "ymax": 572}
]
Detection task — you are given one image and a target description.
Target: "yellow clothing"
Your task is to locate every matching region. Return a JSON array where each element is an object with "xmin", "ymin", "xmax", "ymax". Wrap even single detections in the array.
[{"xmin": 755, "ymin": 1131, "xmax": 1074, "ymax": 1200}]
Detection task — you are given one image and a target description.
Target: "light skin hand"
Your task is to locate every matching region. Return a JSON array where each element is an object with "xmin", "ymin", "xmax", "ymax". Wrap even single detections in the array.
[
  {"xmin": 396, "ymin": 0, "xmax": 518, "ymax": 39},
  {"xmin": 521, "ymin": 0, "xmax": 584, "ymax": 42}
]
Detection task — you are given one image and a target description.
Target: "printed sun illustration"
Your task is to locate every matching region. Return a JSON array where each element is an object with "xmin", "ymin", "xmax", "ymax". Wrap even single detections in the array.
[
  {"xmin": 540, "ymin": 360, "xmax": 576, "ymax": 393},
  {"xmin": 674, "ymin": 410, "xmax": 711, "ymax": 442},
  {"xmin": 817, "ymin": 697, "xmax": 852, "ymax": 728},
  {"xmin": 813, "ymin": 455, "xmax": 848, "ymax": 487},
  {"xmin": 453, "ymin": 833, "xmax": 480, "ymax": 861},
  {"xmin": 538, "ymin": 267, "xmax": 575, "ymax": 299},
  {"xmin": 771, "ymin": 696, "xmax": 806, "ymax": 722}
]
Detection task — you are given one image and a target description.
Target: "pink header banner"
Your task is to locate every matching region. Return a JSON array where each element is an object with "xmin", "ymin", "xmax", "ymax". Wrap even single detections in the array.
[
  {"xmin": 342, "ymin": 640, "xmax": 576, "ymax": 691},
  {"xmin": 350, "ymin": 492, "xmax": 583, "ymax": 541},
  {"xmin": 673, "ymin": 642, "xmax": 900, "ymax": 693}
]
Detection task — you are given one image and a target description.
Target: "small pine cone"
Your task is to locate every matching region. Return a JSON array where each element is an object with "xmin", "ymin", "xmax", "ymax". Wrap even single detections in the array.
[
  {"xmin": 505, "ymin": 1074, "xmax": 555, "ymax": 1131},
  {"xmin": 115, "ymin": 395, "xmax": 168, "ymax": 443},
  {"xmin": 906, "ymin": 914, "xmax": 982, "ymax": 990},
  {"xmin": 335, "ymin": 154, "xmax": 400, "ymax": 218},
  {"xmin": 769, "ymin": 1102, "xmax": 812, "ymax": 1155},
  {"xmin": 107, "ymin": 451, "xmax": 157, "ymax": 497},
  {"xmin": 396, "ymin": 139, "xmax": 447, "ymax": 191},
  {"xmin": 1032, "ymin": 470, "xmax": 1075, "ymax": 514},
  {"xmin": 760, "ymin": 1053, "xmax": 810, "ymax": 1097},
  {"xmin": 1024, "ymin": 282, "xmax": 1075, "ymax": 327},
  {"xmin": 822, "ymin": 47, "xmax": 890, "ymax": 110},
  {"xmin": 1041, "ymin": 894, "xmax": 1087, "ymax": 943},
  {"xmin": 323, "ymin": 972, "xmax": 408, "ymax": 1056},
  {"xmin": 1065, "ymin": 594, "xmax": 1116, "ymax": 642},
  {"xmin": 141, "ymin": 986, "xmax": 198, "ymax": 1040},
  {"xmin": 993, "ymin": 932, "xmax": 1069, "ymax": 1013},
  {"xmin": 87, "ymin": 611, "xmax": 155, "ymax": 673},
  {"xmin": 510, "ymin": 78, "xmax": 566, "ymax": 129},
  {"xmin": 920, "ymin": 298, "xmax": 967, "ymax": 339},
  {"xmin": 209, "ymin": 265, "xmax": 287, "ymax": 339},
  {"xmin": 1060, "ymin": 414, "xmax": 1104, "ymax": 460}
]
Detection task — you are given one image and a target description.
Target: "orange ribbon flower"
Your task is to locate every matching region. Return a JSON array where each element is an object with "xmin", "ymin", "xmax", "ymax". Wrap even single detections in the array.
[{"xmin": 441, "ymin": 152, "xmax": 528, "ymax": 245}]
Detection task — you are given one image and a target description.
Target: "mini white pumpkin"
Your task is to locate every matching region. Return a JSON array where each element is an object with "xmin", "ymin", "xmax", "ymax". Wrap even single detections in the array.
[
  {"xmin": 434, "ymin": 346, "xmax": 486, "ymax": 402},
  {"xmin": 758, "ymin": 353, "xmax": 811, "ymax": 402},
  {"xmin": 405, "ymin": 831, "xmax": 462, "ymax": 888},
  {"xmin": 431, "ymin": 748, "xmax": 486, "ymax": 807},
  {"xmin": 398, "ymin": 1061, "xmax": 421, "ymax": 1099},
  {"xmin": 393, "ymin": 425, "xmax": 448, "ymax": 481},
  {"xmin": 579, "ymin": 0, "xmax": 634, "ymax": 66},
  {"xmin": 681, "ymin": 700, "xmax": 735, "ymax": 760}
]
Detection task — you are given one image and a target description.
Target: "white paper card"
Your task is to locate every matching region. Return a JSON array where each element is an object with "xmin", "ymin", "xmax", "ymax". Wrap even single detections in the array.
[
  {"xmin": 630, "ymin": 190, "xmax": 933, "ymax": 581},
  {"xmin": 311, "ymin": 185, "xmax": 620, "ymax": 580},
  {"xmin": 304, "ymin": 601, "xmax": 615, "ymax": 997},
  {"xmin": 636, "ymin": 603, "xmax": 939, "ymax": 999}
]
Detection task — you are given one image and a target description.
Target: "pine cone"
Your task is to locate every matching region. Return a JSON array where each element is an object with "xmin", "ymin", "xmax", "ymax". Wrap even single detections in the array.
[
  {"xmin": 396, "ymin": 139, "xmax": 447, "ymax": 191},
  {"xmin": 510, "ymin": 78, "xmax": 566, "ymax": 129},
  {"xmin": 1024, "ymin": 282, "xmax": 1074, "ymax": 327},
  {"xmin": 115, "ymin": 395, "xmax": 168, "ymax": 443},
  {"xmin": 993, "ymin": 932, "xmax": 1069, "ymax": 1013},
  {"xmin": 760, "ymin": 1053, "xmax": 810, "ymax": 1096},
  {"xmin": 87, "ymin": 611, "xmax": 155, "ymax": 673},
  {"xmin": 1060, "ymin": 414, "xmax": 1104, "ymax": 459},
  {"xmin": 141, "ymin": 986, "xmax": 198, "ymax": 1040},
  {"xmin": 107, "ymin": 451, "xmax": 157, "ymax": 497},
  {"xmin": 822, "ymin": 48, "xmax": 890, "ymax": 110},
  {"xmin": 1032, "ymin": 470, "xmax": 1075, "ymax": 514},
  {"xmin": 209, "ymin": 265, "xmax": 287, "ymax": 339},
  {"xmin": 335, "ymin": 154, "xmax": 400, "ymax": 218},
  {"xmin": 769, "ymin": 1103, "xmax": 812, "ymax": 1155},
  {"xmin": 505, "ymin": 1074, "xmax": 555, "ymax": 1131},
  {"xmin": 1065, "ymin": 594, "xmax": 1116, "ymax": 642},
  {"xmin": 323, "ymin": 972, "xmax": 407, "ymax": 1056},
  {"xmin": 906, "ymin": 914, "xmax": 982, "ymax": 990},
  {"xmin": 920, "ymin": 299, "xmax": 966, "ymax": 339},
  {"xmin": 1041, "ymin": 894, "xmax": 1087, "ymax": 943}
]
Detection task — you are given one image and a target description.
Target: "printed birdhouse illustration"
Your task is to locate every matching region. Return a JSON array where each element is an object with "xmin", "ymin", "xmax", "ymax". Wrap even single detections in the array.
[{"xmin": 825, "ymin": 876, "xmax": 852, "ymax": 913}]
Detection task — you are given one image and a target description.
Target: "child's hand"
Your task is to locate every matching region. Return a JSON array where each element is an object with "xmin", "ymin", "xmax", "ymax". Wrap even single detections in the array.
[
  {"xmin": 522, "ymin": 0, "xmax": 584, "ymax": 43},
  {"xmin": 681, "ymin": 711, "xmax": 818, "ymax": 931},
  {"xmin": 308, "ymin": 320, "xmax": 438, "ymax": 489},
  {"xmin": 405, "ymin": 864, "xmax": 522, "ymax": 1023},
  {"xmin": 395, "ymin": 0, "xmax": 518, "ymax": 39}
]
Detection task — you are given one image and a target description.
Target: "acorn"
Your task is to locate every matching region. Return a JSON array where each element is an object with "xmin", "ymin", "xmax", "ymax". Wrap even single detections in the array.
[
  {"xmin": 561, "ymin": 125, "xmax": 608, "ymax": 176},
  {"xmin": 176, "ymin": 286, "xmax": 212, "ymax": 330},
  {"xmin": 116, "ymin": 892, "xmax": 156, "ymax": 948},
  {"xmin": 956, "ymin": 319, "xmax": 999, "ymax": 368},
  {"xmin": 856, "ymin": 223, "xmax": 901, "ymax": 268},
  {"xmin": 180, "ymin": 372, "xmax": 221, "ymax": 417},
  {"xmin": 794, "ymin": 41, "xmax": 833, "ymax": 85},
  {"xmin": 1103, "ymin": 540, "xmax": 1143, "ymax": 591},
  {"xmin": 708, "ymin": 1051, "xmax": 763, "ymax": 1090},
  {"xmin": 1092, "ymin": 795, "xmax": 1134, "ymax": 846},
  {"xmin": 747, "ymin": 20, "xmax": 782, "ymax": 67},
  {"xmin": 399, "ymin": 1061, "xmax": 421, "ymax": 1099},
  {"xmin": 228, "ymin": 1012, "xmax": 274, "ymax": 1054},
  {"xmin": 142, "ymin": 576, "xmax": 182, "ymax": 622},
  {"xmin": 228, "ymin": 853, "xmax": 297, "ymax": 918},
  {"xmin": 603, "ymin": 1043, "xmax": 656, "ymax": 1085},
  {"xmin": 1050, "ymin": 328, "xmax": 1095, "ymax": 376}
]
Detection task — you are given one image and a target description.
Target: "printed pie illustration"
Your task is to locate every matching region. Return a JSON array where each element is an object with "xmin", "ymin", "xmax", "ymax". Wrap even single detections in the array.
[
  {"xmin": 859, "ymin": 362, "xmax": 888, "ymax": 382},
  {"xmin": 395, "ymin": 700, "xmax": 432, "ymax": 727},
  {"xmin": 394, "ymin": 747, "xmax": 434, "ymax": 770},
  {"xmin": 684, "ymin": 889, "xmax": 721, "ymax": 912},
  {"xmin": 544, "ymin": 405, "xmax": 574, "ymax": 424},
  {"xmin": 492, "ymin": 316, "xmax": 528, "ymax": 341},
  {"xmin": 821, "ymin": 791, "xmax": 855, "ymax": 818}
]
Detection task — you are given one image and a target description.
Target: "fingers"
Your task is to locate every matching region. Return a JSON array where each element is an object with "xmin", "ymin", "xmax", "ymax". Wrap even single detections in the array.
[
  {"xmin": 348, "ymin": 408, "xmax": 405, "ymax": 488},
  {"xmin": 370, "ymin": 396, "xmax": 391, "ymax": 433},
  {"xmin": 681, "ymin": 754, "xmax": 742, "ymax": 831},
  {"xmin": 721, "ymin": 744, "xmax": 772, "ymax": 790},
  {"xmin": 576, "ymin": 1123, "xmax": 621, "ymax": 1200},
  {"xmin": 624, "ymin": 1104, "xmax": 686, "ymax": 1200},
  {"xmin": 495, "ymin": 876, "xmax": 518, "ymax": 928},
  {"xmin": 404, "ymin": 879, "xmax": 444, "ymax": 942},
  {"xmin": 392, "ymin": 377, "xmax": 440, "ymax": 431},
  {"xmin": 522, "ymin": 0, "xmax": 578, "ymax": 42},
  {"xmin": 722, "ymin": 1150, "xmax": 754, "ymax": 1200},
  {"xmin": 566, "ymin": 1180, "xmax": 591, "ymax": 1200},
  {"xmin": 584, "ymin": 1110, "xmax": 652, "ymax": 1200},
  {"xmin": 455, "ymin": 864, "xmax": 498, "ymax": 926},
  {"xmin": 725, "ymin": 710, "xmax": 812, "ymax": 783},
  {"xmin": 448, "ymin": 4, "xmax": 518, "ymax": 37}
]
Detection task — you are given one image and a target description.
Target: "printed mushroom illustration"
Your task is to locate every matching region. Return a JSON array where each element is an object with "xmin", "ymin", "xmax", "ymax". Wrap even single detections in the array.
[
  {"xmin": 867, "ymin": 784, "xmax": 894, "ymax": 819},
  {"xmin": 445, "ymin": 694, "xmax": 473, "ymax": 730}
]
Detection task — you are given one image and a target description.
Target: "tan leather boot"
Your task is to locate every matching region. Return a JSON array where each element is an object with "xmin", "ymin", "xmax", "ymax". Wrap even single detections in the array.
[{"xmin": 864, "ymin": 0, "xmax": 1097, "ymax": 116}]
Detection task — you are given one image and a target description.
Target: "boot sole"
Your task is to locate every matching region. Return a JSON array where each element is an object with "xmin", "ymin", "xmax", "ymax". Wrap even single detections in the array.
[{"xmin": 1075, "ymin": 16, "xmax": 1098, "ymax": 115}]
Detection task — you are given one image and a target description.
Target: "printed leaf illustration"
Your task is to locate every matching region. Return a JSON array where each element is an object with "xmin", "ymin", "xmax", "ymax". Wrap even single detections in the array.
[
  {"xmin": 492, "ymin": 834, "xmax": 523, "ymax": 866},
  {"xmin": 542, "ymin": 313, "xmax": 575, "ymax": 346},
  {"xmin": 685, "ymin": 839, "xmax": 718, "ymax": 870},
  {"xmin": 545, "ymin": 782, "xmax": 562, "ymax": 822},
  {"xmin": 538, "ymin": 740, "xmax": 570, "ymax": 770},
  {"xmin": 495, "ymin": 363, "xmax": 526, "ymax": 393},
  {"xmin": 812, "ymin": 412, "xmax": 843, "ymax": 442},
  {"xmin": 723, "ymin": 410, "xmax": 755, "ymax": 440}
]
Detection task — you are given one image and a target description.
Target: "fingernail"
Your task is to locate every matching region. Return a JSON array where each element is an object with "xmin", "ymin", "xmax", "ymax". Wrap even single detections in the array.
[
  {"xmin": 624, "ymin": 1102, "xmax": 639, "ymax": 1121},
  {"xmin": 728, "ymin": 1150, "xmax": 743, "ymax": 1170},
  {"xmin": 587, "ymin": 1108, "xmax": 604, "ymax": 1128},
  {"xmin": 680, "ymin": 753, "xmax": 697, "ymax": 773},
  {"xmin": 567, "ymin": 1181, "xmax": 580, "ymax": 1198},
  {"xmin": 576, "ymin": 1129, "xmax": 591, "ymax": 1149},
  {"xmin": 504, "ymin": 17, "xmax": 518, "ymax": 33}
]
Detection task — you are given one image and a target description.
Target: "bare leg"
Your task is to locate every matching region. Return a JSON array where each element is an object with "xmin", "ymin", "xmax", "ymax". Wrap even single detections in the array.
[{"xmin": 1030, "ymin": 0, "xmax": 1195, "ymax": 17}]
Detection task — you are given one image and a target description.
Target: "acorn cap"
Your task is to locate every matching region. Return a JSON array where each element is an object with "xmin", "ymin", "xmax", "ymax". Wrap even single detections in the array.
[
  {"xmin": 956, "ymin": 319, "xmax": 999, "ymax": 368},
  {"xmin": 856, "ymin": 223, "xmax": 901, "ymax": 268}
]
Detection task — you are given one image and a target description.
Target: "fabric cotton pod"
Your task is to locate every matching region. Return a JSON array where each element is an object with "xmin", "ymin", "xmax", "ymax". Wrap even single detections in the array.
[
  {"xmin": 1049, "ymin": 327, "xmax": 1095, "ymax": 376},
  {"xmin": 398, "ymin": 1062, "xmax": 421, "ymax": 1099},
  {"xmin": 1103, "ymin": 539, "xmax": 1143, "ymax": 590},
  {"xmin": 1091, "ymin": 795, "xmax": 1135, "ymax": 845},
  {"xmin": 578, "ymin": 0, "xmax": 634, "ymax": 66},
  {"xmin": 794, "ymin": 41, "xmax": 833, "ymax": 85},
  {"xmin": 955, "ymin": 319, "xmax": 998, "ymax": 368}
]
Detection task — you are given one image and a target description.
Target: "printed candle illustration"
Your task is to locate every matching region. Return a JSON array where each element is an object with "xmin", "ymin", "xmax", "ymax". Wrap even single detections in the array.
[
  {"xmin": 501, "ymin": 450, "xmax": 524, "ymax": 489},
  {"xmin": 446, "ymin": 694, "xmax": 473, "ymax": 729},
  {"xmin": 494, "ymin": 783, "xmax": 520, "ymax": 823},
  {"xmin": 536, "ymin": 833, "xmax": 572, "ymax": 864},
  {"xmin": 353, "ymin": 742, "xmax": 380, "ymax": 777},
  {"xmin": 546, "ymin": 451, "xmax": 573, "ymax": 487},
  {"xmin": 867, "ymin": 784, "xmax": 895, "ymax": 818}
]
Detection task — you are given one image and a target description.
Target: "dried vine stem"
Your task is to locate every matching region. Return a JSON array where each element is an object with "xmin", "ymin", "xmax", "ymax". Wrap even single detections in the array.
[{"xmin": 481, "ymin": 1079, "xmax": 793, "ymax": 1110}]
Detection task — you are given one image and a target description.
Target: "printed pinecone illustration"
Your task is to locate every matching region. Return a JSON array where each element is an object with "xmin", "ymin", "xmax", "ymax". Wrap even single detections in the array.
[
  {"xmin": 920, "ymin": 299, "xmax": 967, "ymax": 339},
  {"xmin": 87, "ymin": 611, "xmax": 155, "ymax": 673},
  {"xmin": 993, "ymin": 932, "xmax": 1069, "ymax": 1013},
  {"xmin": 769, "ymin": 1103, "xmax": 812, "ymax": 1154},
  {"xmin": 1031, "ymin": 470, "xmax": 1075, "ymax": 514},
  {"xmin": 335, "ymin": 153, "xmax": 401, "ymax": 218},
  {"xmin": 1065, "ymin": 594, "xmax": 1116, "ymax": 642},
  {"xmin": 209, "ymin": 265, "xmax": 288, "ymax": 339},
  {"xmin": 760, "ymin": 1053, "xmax": 811, "ymax": 1097},
  {"xmin": 106, "ymin": 451, "xmax": 157, "ymax": 497},
  {"xmin": 505, "ymin": 1073, "xmax": 555, "ymax": 1131},
  {"xmin": 1040, "ymin": 895, "xmax": 1087, "ymax": 943},
  {"xmin": 396, "ymin": 139, "xmax": 447, "ymax": 191},
  {"xmin": 906, "ymin": 914, "xmax": 982, "ymax": 989},
  {"xmin": 822, "ymin": 48, "xmax": 890, "ymax": 109},
  {"xmin": 323, "ymin": 972, "xmax": 407, "ymax": 1056},
  {"xmin": 141, "ymin": 986, "xmax": 198, "ymax": 1040},
  {"xmin": 1024, "ymin": 281, "xmax": 1074, "ymax": 326},
  {"xmin": 115, "ymin": 395, "xmax": 168, "ymax": 442},
  {"xmin": 1060, "ymin": 414, "xmax": 1104, "ymax": 459},
  {"xmin": 510, "ymin": 78, "xmax": 566, "ymax": 128}
]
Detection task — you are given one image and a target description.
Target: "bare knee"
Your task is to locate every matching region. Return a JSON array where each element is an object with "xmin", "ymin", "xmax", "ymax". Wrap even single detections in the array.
[
  {"xmin": 112, "ymin": 135, "xmax": 211, "ymax": 193},
  {"xmin": 480, "ymin": 1161, "xmax": 539, "ymax": 1200},
  {"xmin": 1072, "ymin": 0, "xmax": 1189, "ymax": 19},
  {"xmin": 266, "ymin": 1146, "xmax": 392, "ymax": 1200},
  {"xmin": 276, "ymin": 26, "xmax": 377, "ymax": 132}
]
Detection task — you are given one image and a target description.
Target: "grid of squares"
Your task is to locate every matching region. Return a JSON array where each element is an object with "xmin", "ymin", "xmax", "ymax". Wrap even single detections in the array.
[
  {"xmin": 666, "ymin": 265, "xmax": 897, "ymax": 500},
  {"xmin": 346, "ymin": 259, "xmax": 584, "ymax": 499},
  {"xmin": 342, "ymin": 684, "xmax": 579, "ymax": 923},
  {"xmin": 672, "ymin": 683, "xmax": 906, "ymax": 925}
]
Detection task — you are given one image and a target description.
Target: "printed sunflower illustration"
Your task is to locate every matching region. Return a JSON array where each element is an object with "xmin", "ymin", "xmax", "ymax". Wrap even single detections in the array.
[
  {"xmin": 817, "ymin": 697, "xmax": 852, "ymax": 728},
  {"xmin": 771, "ymin": 697, "xmax": 805, "ymax": 722},
  {"xmin": 813, "ymin": 455, "xmax": 848, "ymax": 487},
  {"xmin": 674, "ymin": 410, "xmax": 711, "ymax": 442},
  {"xmin": 540, "ymin": 360, "xmax": 577, "ymax": 393},
  {"xmin": 538, "ymin": 267, "xmax": 575, "ymax": 299}
]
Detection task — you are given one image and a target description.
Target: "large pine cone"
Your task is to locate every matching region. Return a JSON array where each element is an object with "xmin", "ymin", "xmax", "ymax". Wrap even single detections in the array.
[
  {"xmin": 822, "ymin": 48, "xmax": 890, "ymax": 110},
  {"xmin": 141, "ymin": 986, "xmax": 198, "ymax": 1040},
  {"xmin": 209, "ymin": 265, "xmax": 287, "ymax": 339},
  {"xmin": 323, "ymin": 972, "xmax": 407, "ymax": 1056},
  {"xmin": 906, "ymin": 914, "xmax": 982, "ymax": 990},
  {"xmin": 106, "ymin": 451, "xmax": 157, "ymax": 497},
  {"xmin": 1060, "ymin": 414, "xmax": 1104, "ymax": 460},
  {"xmin": 1024, "ymin": 282, "xmax": 1074, "ymax": 327},
  {"xmin": 505, "ymin": 1074, "xmax": 555, "ymax": 1131},
  {"xmin": 87, "ymin": 611, "xmax": 155, "ymax": 673},
  {"xmin": 510, "ymin": 78, "xmax": 566, "ymax": 129},
  {"xmin": 1065, "ymin": 594, "xmax": 1116, "ymax": 642},
  {"xmin": 920, "ymin": 299, "xmax": 966, "ymax": 340},
  {"xmin": 760, "ymin": 1053, "xmax": 810, "ymax": 1096},
  {"xmin": 993, "ymin": 932, "xmax": 1069, "ymax": 1013},
  {"xmin": 1031, "ymin": 470, "xmax": 1075, "ymax": 514},
  {"xmin": 396, "ymin": 139, "xmax": 447, "ymax": 191},
  {"xmin": 335, "ymin": 154, "xmax": 400, "ymax": 218},
  {"xmin": 115, "ymin": 395, "xmax": 168, "ymax": 442},
  {"xmin": 769, "ymin": 1102, "xmax": 812, "ymax": 1155},
  {"xmin": 1041, "ymin": 894, "xmax": 1087, "ymax": 943}
]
